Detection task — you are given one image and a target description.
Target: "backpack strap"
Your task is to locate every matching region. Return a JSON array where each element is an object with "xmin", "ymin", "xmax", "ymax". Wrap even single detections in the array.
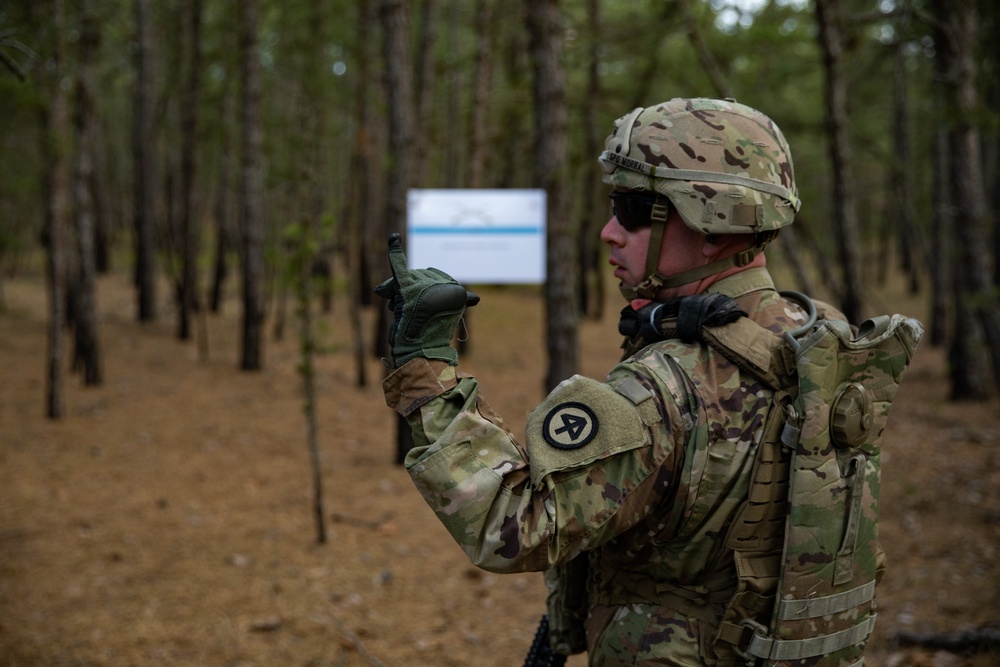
[{"xmin": 700, "ymin": 317, "xmax": 796, "ymax": 392}]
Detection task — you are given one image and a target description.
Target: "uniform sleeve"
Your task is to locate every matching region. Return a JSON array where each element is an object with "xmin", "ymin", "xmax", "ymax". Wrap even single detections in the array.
[{"xmin": 382, "ymin": 355, "xmax": 691, "ymax": 574}]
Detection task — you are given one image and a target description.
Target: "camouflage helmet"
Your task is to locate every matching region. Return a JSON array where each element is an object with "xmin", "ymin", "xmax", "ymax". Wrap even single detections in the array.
[{"xmin": 599, "ymin": 98, "xmax": 800, "ymax": 235}]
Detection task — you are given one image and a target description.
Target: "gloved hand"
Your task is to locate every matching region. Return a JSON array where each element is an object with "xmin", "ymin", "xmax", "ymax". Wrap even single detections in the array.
[{"xmin": 374, "ymin": 233, "xmax": 479, "ymax": 367}]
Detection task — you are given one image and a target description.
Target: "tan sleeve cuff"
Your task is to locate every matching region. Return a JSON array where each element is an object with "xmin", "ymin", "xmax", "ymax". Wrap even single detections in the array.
[{"xmin": 382, "ymin": 358, "xmax": 460, "ymax": 416}]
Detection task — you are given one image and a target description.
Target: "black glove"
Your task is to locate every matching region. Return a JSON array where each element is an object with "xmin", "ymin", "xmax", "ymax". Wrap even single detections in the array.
[{"xmin": 374, "ymin": 233, "xmax": 479, "ymax": 367}]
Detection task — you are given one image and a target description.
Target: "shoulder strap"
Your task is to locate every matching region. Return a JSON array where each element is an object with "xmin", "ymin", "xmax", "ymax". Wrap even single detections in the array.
[{"xmin": 700, "ymin": 316, "xmax": 796, "ymax": 392}]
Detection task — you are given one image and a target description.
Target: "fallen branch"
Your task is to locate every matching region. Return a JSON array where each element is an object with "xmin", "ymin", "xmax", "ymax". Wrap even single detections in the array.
[
  {"xmin": 892, "ymin": 627, "xmax": 1000, "ymax": 654},
  {"xmin": 330, "ymin": 512, "xmax": 393, "ymax": 530},
  {"xmin": 329, "ymin": 616, "xmax": 389, "ymax": 667}
]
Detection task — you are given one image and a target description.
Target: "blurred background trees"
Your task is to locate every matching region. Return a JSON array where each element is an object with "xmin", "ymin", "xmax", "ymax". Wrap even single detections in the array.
[{"xmin": 1, "ymin": 0, "xmax": 998, "ymax": 414}]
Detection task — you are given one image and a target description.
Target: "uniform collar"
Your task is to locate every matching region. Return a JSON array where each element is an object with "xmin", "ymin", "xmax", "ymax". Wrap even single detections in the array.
[{"xmin": 703, "ymin": 267, "xmax": 775, "ymax": 300}]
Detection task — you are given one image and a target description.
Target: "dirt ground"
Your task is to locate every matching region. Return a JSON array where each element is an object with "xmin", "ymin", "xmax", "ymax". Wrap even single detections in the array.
[{"xmin": 1, "ymin": 262, "xmax": 998, "ymax": 667}]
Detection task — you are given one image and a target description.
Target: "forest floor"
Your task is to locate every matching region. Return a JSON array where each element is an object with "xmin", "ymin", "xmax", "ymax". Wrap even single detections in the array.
[{"xmin": 1, "ymin": 260, "xmax": 998, "ymax": 667}]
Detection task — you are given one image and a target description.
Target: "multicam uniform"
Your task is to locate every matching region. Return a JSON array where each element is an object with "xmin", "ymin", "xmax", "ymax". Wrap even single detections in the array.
[{"xmin": 383, "ymin": 267, "xmax": 840, "ymax": 665}]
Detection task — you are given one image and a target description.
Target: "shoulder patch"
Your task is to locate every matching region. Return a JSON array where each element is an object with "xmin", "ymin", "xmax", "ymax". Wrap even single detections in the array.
[{"xmin": 526, "ymin": 375, "xmax": 654, "ymax": 488}]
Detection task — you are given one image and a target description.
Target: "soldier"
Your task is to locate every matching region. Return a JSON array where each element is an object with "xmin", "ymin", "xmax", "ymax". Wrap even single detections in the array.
[{"xmin": 377, "ymin": 98, "xmax": 849, "ymax": 665}]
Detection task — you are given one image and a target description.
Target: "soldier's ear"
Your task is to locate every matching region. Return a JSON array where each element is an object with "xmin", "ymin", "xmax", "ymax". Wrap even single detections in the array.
[{"xmin": 702, "ymin": 234, "xmax": 726, "ymax": 259}]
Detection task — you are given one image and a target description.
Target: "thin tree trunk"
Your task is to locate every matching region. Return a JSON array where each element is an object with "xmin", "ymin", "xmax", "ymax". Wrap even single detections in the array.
[
  {"xmin": 892, "ymin": 40, "xmax": 920, "ymax": 295},
  {"xmin": 74, "ymin": 3, "xmax": 110, "ymax": 277},
  {"xmin": 347, "ymin": 0, "xmax": 376, "ymax": 388},
  {"xmin": 815, "ymin": 0, "xmax": 864, "ymax": 324},
  {"xmin": 678, "ymin": 0, "xmax": 731, "ymax": 99},
  {"xmin": 412, "ymin": 0, "xmax": 438, "ymax": 178},
  {"xmin": 936, "ymin": 0, "xmax": 1000, "ymax": 398},
  {"xmin": 526, "ymin": 0, "xmax": 577, "ymax": 392},
  {"xmin": 210, "ymin": 71, "xmax": 234, "ymax": 313},
  {"xmin": 456, "ymin": 0, "xmax": 496, "ymax": 357},
  {"xmin": 929, "ymin": 5, "xmax": 953, "ymax": 349},
  {"xmin": 929, "ymin": 125, "xmax": 952, "ymax": 347},
  {"xmin": 178, "ymin": 0, "xmax": 203, "ymax": 342},
  {"xmin": 239, "ymin": 0, "xmax": 265, "ymax": 371},
  {"xmin": 441, "ymin": 0, "xmax": 464, "ymax": 188},
  {"xmin": 986, "ymin": 0, "xmax": 1000, "ymax": 292},
  {"xmin": 133, "ymin": 0, "xmax": 157, "ymax": 322},
  {"xmin": 294, "ymin": 220, "xmax": 326, "ymax": 544},
  {"xmin": 295, "ymin": 1, "xmax": 329, "ymax": 546},
  {"xmin": 90, "ymin": 113, "xmax": 111, "ymax": 275},
  {"xmin": 380, "ymin": 0, "xmax": 416, "ymax": 463},
  {"xmin": 775, "ymin": 226, "xmax": 816, "ymax": 296},
  {"xmin": 72, "ymin": 2, "xmax": 102, "ymax": 385},
  {"xmin": 497, "ymin": 16, "xmax": 528, "ymax": 189},
  {"xmin": 381, "ymin": 0, "xmax": 413, "ymax": 240},
  {"xmin": 578, "ymin": 0, "xmax": 603, "ymax": 320},
  {"xmin": 787, "ymin": 214, "xmax": 837, "ymax": 296},
  {"xmin": 947, "ymin": 128, "xmax": 993, "ymax": 399},
  {"xmin": 467, "ymin": 0, "xmax": 493, "ymax": 190},
  {"xmin": 45, "ymin": 0, "xmax": 70, "ymax": 419}
]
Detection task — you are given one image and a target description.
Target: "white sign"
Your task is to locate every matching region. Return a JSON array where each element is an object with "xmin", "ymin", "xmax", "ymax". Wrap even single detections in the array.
[{"xmin": 406, "ymin": 189, "xmax": 546, "ymax": 284}]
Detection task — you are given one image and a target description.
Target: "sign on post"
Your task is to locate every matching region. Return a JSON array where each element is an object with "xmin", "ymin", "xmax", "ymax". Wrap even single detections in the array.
[{"xmin": 406, "ymin": 189, "xmax": 546, "ymax": 284}]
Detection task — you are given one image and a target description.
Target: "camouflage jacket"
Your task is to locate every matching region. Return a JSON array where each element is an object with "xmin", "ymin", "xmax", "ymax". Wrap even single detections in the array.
[{"xmin": 383, "ymin": 267, "xmax": 832, "ymax": 666}]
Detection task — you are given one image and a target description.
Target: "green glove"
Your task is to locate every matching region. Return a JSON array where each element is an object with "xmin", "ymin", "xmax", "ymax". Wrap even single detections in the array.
[{"xmin": 374, "ymin": 233, "xmax": 480, "ymax": 367}]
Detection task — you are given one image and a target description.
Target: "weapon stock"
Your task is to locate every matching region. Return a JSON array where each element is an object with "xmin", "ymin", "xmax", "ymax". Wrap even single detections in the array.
[{"xmin": 523, "ymin": 615, "xmax": 567, "ymax": 667}]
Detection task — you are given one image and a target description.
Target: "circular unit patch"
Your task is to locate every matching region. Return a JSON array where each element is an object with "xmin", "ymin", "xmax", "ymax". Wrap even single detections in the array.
[{"xmin": 542, "ymin": 402, "xmax": 599, "ymax": 450}]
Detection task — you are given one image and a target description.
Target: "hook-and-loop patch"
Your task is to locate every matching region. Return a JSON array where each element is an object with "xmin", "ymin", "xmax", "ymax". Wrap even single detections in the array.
[{"xmin": 526, "ymin": 374, "xmax": 659, "ymax": 489}]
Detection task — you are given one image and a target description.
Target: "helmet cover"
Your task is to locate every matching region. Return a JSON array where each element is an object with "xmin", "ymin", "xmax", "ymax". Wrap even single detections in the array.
[{"xmin": 599, "ymin": 98, "xmax": 799, "ymax": 235}]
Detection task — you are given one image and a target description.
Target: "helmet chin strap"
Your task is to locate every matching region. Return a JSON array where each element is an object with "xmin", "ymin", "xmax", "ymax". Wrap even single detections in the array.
[
  {"xmin": 618, "ymin": 200, "xmax": 772, "ymax": 301},
  {"xmin": 618, "ymin": 244, "xmax": 765, "ymax": 301}
]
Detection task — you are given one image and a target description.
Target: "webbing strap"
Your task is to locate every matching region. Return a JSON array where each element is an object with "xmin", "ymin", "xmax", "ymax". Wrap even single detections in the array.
[
  {"xmin": 746, "ymin": 614, "xmax": 877, "ymax": 661},
  {"xmin": 624, "ymin": 244, "xmax": 765, "ymax": 300},
  {"xmin": 701, "ymin": 315, "xmax": 792, "ymax": 391},
  {"xmin": 643, "ymin": 200, "xmax": 670, "ymax": 279},
  {"xmin": 834, "ymin": 453, "xmax": 868, "ymax": 586},
  {"xmin": 777, "ymin": 580, "xmax": 876, "ymax": 620}
]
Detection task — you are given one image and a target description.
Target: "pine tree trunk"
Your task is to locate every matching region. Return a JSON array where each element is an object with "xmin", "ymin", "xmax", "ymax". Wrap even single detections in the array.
[
  {"xmin": 347, "ymin": 0, "xmax": 376, "ymax": 389},
  {"xmin": 239, "ymin": 0, "xmax": 265, "ymax": 371},
  {"xmin": 936, "ymin": 0, "xmax": 1000, "ymax": 398},
  {"xmin": 380, "ymin": 0, "xmax": 417, "ymax": 463},
  {"xmin": 527, "ymin": 0, "xmax": 577, "ymax": 392},
  {"xmin": 412, "ymin": 0, "xmax": 439, "ymax": 178},
  {"xmin": 775, "ymin": 226, "xmax": 815, "ymax": 296},
  {"xmin": 678, "ymin": 0, "xmax": 731, "ymax": 98},
  {"xmin": 929, "ymin": 125, "xmax": 952, "ymax": 348},
  {"xmin": 73, "ymin": 2, "xmax": 102, "ymax": 386},
  {"xmin": 815, "ymin": 0, "xmax": 864, "ymax": 325},
  {"xmin": 133, "ymin": 0, "xmax": 157, "ymax": 322},
  {"xmin": 210, "ymin": 72, "xmax": 234, "ymax": 314},
  {"xmin": 577, "ymin": 0, "xmax": 603, "ymax": 320},
  {"xmin": 45, "ymin": 0, "xmax": 71, "ymax": 419},
  {"xmin": 892, "ymin": 41, "xmax": 920, "ymax": 295},
  {"xmin": 467, "ymin": 0, "xmax": 493, "ymax": 190},
  {"xmin": 178, "ymin": 0, "xmax": 203, "ymax": 342}
]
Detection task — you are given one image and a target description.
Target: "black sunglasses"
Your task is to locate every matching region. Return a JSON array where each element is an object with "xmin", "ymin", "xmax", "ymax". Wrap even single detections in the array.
[{"xmin": 609, "ymin": 191, "xmax": 665, "ymax": 231}]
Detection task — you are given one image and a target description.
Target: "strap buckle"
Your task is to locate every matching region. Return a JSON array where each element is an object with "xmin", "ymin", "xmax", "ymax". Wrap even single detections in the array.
[
  {"xmin": 733, "ymin": 247, "xmax": 757, "ymax": 267},
  {"xmin": 733, "ymin": 618, "xmax": 770, "ymax": 662}
]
